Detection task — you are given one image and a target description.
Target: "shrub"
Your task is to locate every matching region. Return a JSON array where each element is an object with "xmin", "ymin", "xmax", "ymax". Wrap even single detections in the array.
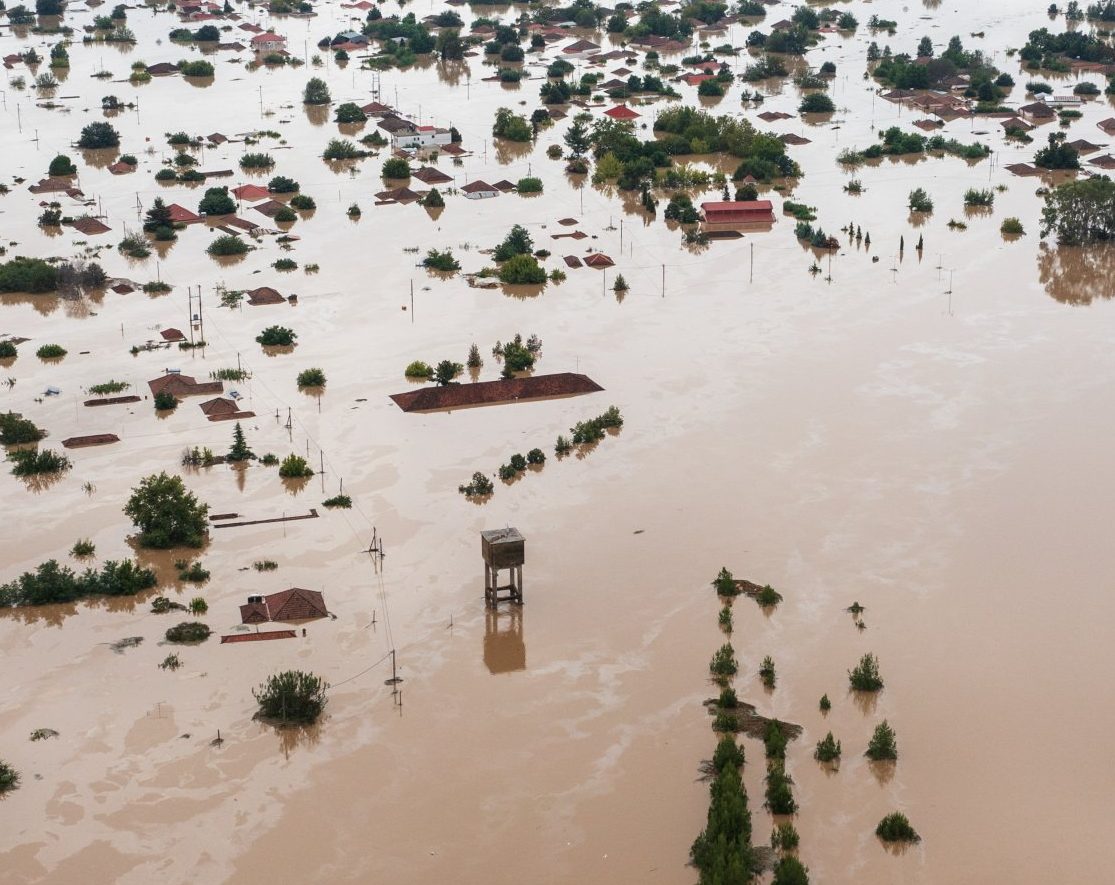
[
  {"xmin": 153, "ymin": 391, "xmax": 178, "ymax": 410},
  {"xmin": 165, "ymin": 621, "xmax": 211, "ymax": 643},
  {"xmin": 253, "ymin": 670, "xmax": 328, "ymax": 723},
  {"xmin": 274, "ymin": 207, "xmax": 298, "ymax": 223},
  {"xmin": 713, "ymin": 566, "xmax": 737, "ymax": 596},
  {"xmin": 423, "ymin": 249, "xmax": 459, "ymax": 271},
  {"xmin": 259, "ymin": 454, "xmax": 280, "ymax": 466},
  {"xmin": 382, "ymin": 157, "xmax": 411, "ymax": 179},
  {"xmin": 709, "ymin": 643, "xmax": 738, "ymax": 679},
  {"xmin": 764, "ymin": 720, "xmax": 788, "ymax": 760},
  {"xmin": 458, "ymin": 471, "xmax": 495, "ymax": 497},
  {"xmin": 866, "ymin": 720, "xmax": 898, "ymax": 761},
  {"xmin": 322, "ymin": 494, "xmax": 352, "ymax": 509},
  {"xmin": 819, "ymin": 693, "xmax": 831, "ymax": 712},
  {"xmin": 849, "ymin": 652, "xmax": 884, "ymax": 691},
  {"xmin": 188, "ymin": 597, "xmax": 208, "ymax": 614},
  {"xmin": 178, "ymin": 561, "xmax": 209, "ymax": 582},
  {"xmin": 0, "ymin": 760, "xmax": 19, "ymax": 795},
  {"xmin": 908, "ymin": 188, "xmax": 934, "ymax": 212},
  {"xmin": 278, "ymin": 454, "xmax": 313, "ymax": 478},
  {"xmin": 771, "ymin": 822, "xmax": 800, "ymax": 852},
  {"xmin": 799, "ymin": 92, "xmax": 835, "ymax": 112},
  {"xmin": 876, "ymin": 812, "xmax": 920, "ymax": 843},
  {"xmin": 434, "ymin": 360, "xmax": 463, "ymax": 386},
  {"xmin": 1001, "ymin": 217, "xmax": 1025, "ymax": 235},
  {"xmin": 289, "ymin": 194, "xmax": 315, "ymax": 211},
  {"xmin": 772, "ymin": 856, "xmax": 810, "ymax": 885},
  {"xmin": 273, "ymin": 256, "xmax": 298, "ymax": 269},
  {"xmin": 759, "ymin": 656, "xmax": 776, "ymax": 688},
  {"xmin": 48, "ymin": 154, "xmax": 77, "ymax": 176},
  {"xmin": 118, "ymin": 233, "xmax": 151, "ymax": 259},
  {"xmin": 125, "ymin": 473, "xmax": 208, "ymax": 548},
  {"xmin": 89, "ymin": 380, "xmax": 129, "ymax": 395},
  {"xmin": 323, "ymin": 139, "xmax": 365, "ymax": 160},
  {"xmin": 179, "ymin": 60, "xmax": 214, "ymax": 77},
  {"xmin": 239, "ymin": 152, "xmax": 275, "ymax": 169},
  {"xmin": 199, "ymin": 186, "xmax": 236, "ymax": 215},
  {"xmin": 254, "ymin": 560, "xmax": 279, "ymax": 571},
  {"xmin": 423, "ymin": 188, "xmax": 444, "ymax": 208},
  {"xmin": 0, "ymin": 257, "xmax": 58, "ymax": 293},
  {"xmin": 516, "ymin": 176, "xmax": 543, "ymax": 193},
  {"xmin": 814, "ymin": 731, "xmax": 841, "ymax": 762},
  {"xmin": 555, "ymin": 435, "xmax": 572, "ymax": 456},
  {"xmin": 7, "ymin": 448, "xmax": 71, "ymax": 476},
  {"xmin": 755, "ymin": 584, "xmax": 782, "ymax": 606},
  {"xmin": 0, "ymin": 341, "xmax": 16, "ymax": 359},
  {"xmin": 765, "ymin": 763, "xmax": 797, "ymax": 814},
  {"xmin": 256, "ymin": 326, "xmax": 296, "ymax": 346},
  {"xmin": 71, "ymin": 539, "xmax": 95, "ymax": 557},
  {"xmin": 718, "ymin": 605, "xmax": 733, "ymax": 631},
  {"xmin": 0, "ymin": 559, "xmax": 156, "ymax": 608},
  {"xmin": 498, "ymin": 254, "xmax": 546, "ymax": 284},
  {"xmin": 207, "ymin": 235, "xmax": 249, "ymax": 257},
  {"xmin": 526, "ymin": 448, "xmax": 545, "ymax": 465},
  {"xmin": 297, "ymin": 367, "xmax": 326, "ymax": 387},
  {"xmin": 268, "ymin": 175, "xmax": 299, "ymax": 194},
  {"xmin": 77, "ymin": 121, "xmax": 120, "ymax": 148},
  {"xmin": 405, "ymin": 360, "xmax": 434, "ymax": 379},
  {"xmin": 964, "ymin": 187, "xmax": 995, "ymax": 207},
  {"xmin": 36, "ymin": 343, "xmax": 67, "ymax": 359},
  {"xmin": 159, "ymin": 653, "xmax": 181, "ymax": 670}
]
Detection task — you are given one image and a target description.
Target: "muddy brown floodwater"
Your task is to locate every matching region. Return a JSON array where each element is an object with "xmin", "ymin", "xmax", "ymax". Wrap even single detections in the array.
[{"xmin": 2, "ymin": 0, "xmax": 1115, "ymax": 882}]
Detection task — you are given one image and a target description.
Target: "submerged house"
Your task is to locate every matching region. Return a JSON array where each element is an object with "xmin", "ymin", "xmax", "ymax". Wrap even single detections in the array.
[
  {"xmin": 700, "ymin": 200, "xmax": 776, "ymax": 226},
  {"xmin": 240, "ymin": 588, "xmax": 328, "ymax": 623}
]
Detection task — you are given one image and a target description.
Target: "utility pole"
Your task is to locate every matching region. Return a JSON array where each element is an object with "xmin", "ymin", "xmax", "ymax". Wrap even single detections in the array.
[
  {"xmin": 385, "ymin": 649, "xmax": 403, "ymax": 686},
  {"xmin": 661, "ymin": 263, "xmax": 665, "ymax": 297},
  {"xmin": 410, "ymin": 280, "xmax": 414, "ymax": 322},
  {"xmin": 749, "ymin": 242, "xmax": 754, "ymax": 283}
]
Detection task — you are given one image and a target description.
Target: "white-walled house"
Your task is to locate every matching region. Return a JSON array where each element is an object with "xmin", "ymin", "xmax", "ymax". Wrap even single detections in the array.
[{"xmin": 392, "ymin": 125, "xmax": 453, "ymax": 150}]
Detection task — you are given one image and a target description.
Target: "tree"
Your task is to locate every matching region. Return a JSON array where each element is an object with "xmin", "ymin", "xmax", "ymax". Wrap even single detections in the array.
[
  {"xmin": 437, "ymin": 28, "xmax": 464, "ymax": 60},
  {"xmin": 0, "ymin": 257, "xmax": 57, "ymax": 293},
  {"xmin": 382, "ymin": 157, "xmax": 410, "ymax": 179},
  {"xmin": 198, "ymin": 186, "xmax": 235, "ymax": 215},
  {"xmin": 268, "ymin": 175, "xmax": 299, "ymax": 193},
  {"xmin": 0, "ymin": 760, "xmax": 20, "ymax": 794},
  {"xmin": 492, "ymin": 107, "xmax": 532, "ymax": 142},
  {"xmin": 799, "ymin": 92, "xmax": 835, "ymax": 112},
  {"xmin": 77, "ymin": 121, "xmax": 120, "ymax": 149},
  {"xmin": 866, "ymin": 720, "xmax": 898, "ymax": 760},
  {"xmin": 36, "ymin": 0, "xmax": 63, "ymax": 14},
  {"xmin": 1034, "ymin": 131, "xmax": 1081, "ymax": 170},
  {"xmin": 334, "ymin": 102, "xmax": 366, "ymax": 123},
  {"xmin": 302, "ymin": 76, "xmax": 330, "ymax": 105},
  {"xmin": 48, "ymin": 154, "xmax": 76, "ymax": 176},
  {"xmin": 493, "ymin": 224, "xmax": 534, "ymax": 261},
  {"xmin": 1040, "ymin": 175, "xmax": 1115, "ymax": 244},
  {"xmin": 433, "ymin": 359, "xmax": 463, "ymax": 385},
  {"xmin": 917, "ymin": 35, "xmax": 934, "ymax": 57},
  {"xmin": 908, "ymin": 187, "xmax": 934, "ymax": 212},
  {"xmin": 124, "ymin": 472, "xmax": 209, "ymax": 548},
  {"xmin": 423, "ymin": 188, "xmax": 444, "ymax": 208},
  {"xmin": 772, "ymin": 856, "xmax": 810, "ymax": 885},
  {"xmin": 253, "ymin": 670, "xmax": 328, "ymax": 723},
  {"xmin": 227, "ymin": 422, "xmax": 253, "ymax": 462},
  {"xmin": 143, "ymin": 196, "xmax": 174, "ymax": 234},
  {"xmin": 564, "ymin": 115, "xmax": 592, "ymax": 156},
  {"xmin": 498, "ymin": 255, "xmax": 545, "ymax": 284}
]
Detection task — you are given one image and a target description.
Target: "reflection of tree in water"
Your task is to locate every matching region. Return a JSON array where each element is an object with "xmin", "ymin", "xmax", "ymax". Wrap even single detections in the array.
[
  {"xmin": 276, "ymin": 721, "xmax": 322, "ymax": 758},
  {"xmin": 436, "ymin": 60, "xmax": 469, "ymax": 87},
  {"xmin": 494, "ymin": 138, "xmax": 532, "ymax": 165},
  {"xmin": 1038, "ymin": 241, "xmax": 1115, "ymax": 305}
]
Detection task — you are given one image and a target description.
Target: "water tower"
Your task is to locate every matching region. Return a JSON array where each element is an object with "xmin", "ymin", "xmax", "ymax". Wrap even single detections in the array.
[{"xmin": 480, "ymin": 527, "xmax": 524, "ymax": 607}]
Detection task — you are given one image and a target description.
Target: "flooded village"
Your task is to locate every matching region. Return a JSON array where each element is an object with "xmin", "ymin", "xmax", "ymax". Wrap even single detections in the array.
[{"xmin": 2, "ymin": 0, "xmax": 1115, "ymax": 881}]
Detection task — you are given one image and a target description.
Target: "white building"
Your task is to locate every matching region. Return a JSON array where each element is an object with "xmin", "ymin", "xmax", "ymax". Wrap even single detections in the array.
[{"xmin": 392, "ymin": 125, "xmax": 453, "ymax": 150}]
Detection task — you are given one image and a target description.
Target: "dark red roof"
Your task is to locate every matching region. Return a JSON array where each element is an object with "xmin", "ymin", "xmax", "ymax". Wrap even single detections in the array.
[
  {"xmin": 221, "ymin": 630, "xmax": 296, "ymax": 643},
  {"xmin": 247, "ymin": 286, "xmax": 284, "ymax": 305},
  {"xmin": 231, "ymin": 184, "xmax": 270, "ymax": 201},
  {"xmin": 239, "ymin": 588, "xmax": 328, "ymax": 623},
  {"xmin": 390, "ymin": 372, "xmax": 603, "ymax": 413},
  {"xmin": 604, "ymin": 104, "xmax": 640, "ymax": 119},
  {"xmin": 701, "ymin": 200, "xmax": 776, "ymax": 224}
]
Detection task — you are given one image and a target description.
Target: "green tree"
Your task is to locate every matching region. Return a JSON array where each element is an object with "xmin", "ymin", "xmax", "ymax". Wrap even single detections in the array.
[
  {"xmin": 434, "ymin": 359, "xmax": 463, "ymax": 385},
  {"xmin": 48, "ymin": 154, "xmax": 76, "ymax": 176},
  {"xmin": 198, "ymin": 186, "xmax": 235, "ymax": 215},
  {"xmin": 253, "ymin": 670, "xmax": 328, "ymax": 723},
  {"xmin": 77, "ymin": 121, "xmax": 121, "ymax": 149},
  {"xmin": 36, "ymin": 0, "xmax": 63, "ymax": 14},
  {"xmin": 334, "ymin": 102, "xmax": 366, "ymax": 123},
  {"xmin": 382, "ymin": 157, "xmax": 410, "ymax": 179},
  {"xmin": 1034, "ymin": 131, "xmax": 1081, "ymax": 170},
  {"xmin": 123, "ymin": 472, "xmax": 209, "ymax": 548},
  {"xmin": 143, "ymin": 196, "xmax": 174, "ymax": 234},
  {"xmin": 0, "ymin": 258, "xmax": 58, "ymax": 293},
  {"xmin": 1040, "ymin": 176, "xmax": 1115, "ymax": 244},
  {"xmin": 799, "ymin": 92, "xmax": 835, "ymax": 112},
  {"xmin": 227, "ymin": 422, "xmax": 254, "ymax": 462},
  {"xmin": 302, "ymin": 76, "xmax": 330, "ymax": 105},
  {"xmin": 498, "ymin": 254, "xmax": 546, "ymax": 284},
  {"xmin": 866, "ymin": 720, "xmax": 898, "ymax": 761},
  {"xmin": 0, "ymin": 760, "xmax": 20, "ymax": 795},
  {"xmin": 917, "ymin": 35, "xmax": 934, "ymax": 57},
  {"xmin": 493, "ymin": 224, "xmax": 534, "ymax": 260},
  {"xmin": 772, "ymin": 856, "xmax": 810, "ymax": 885}
]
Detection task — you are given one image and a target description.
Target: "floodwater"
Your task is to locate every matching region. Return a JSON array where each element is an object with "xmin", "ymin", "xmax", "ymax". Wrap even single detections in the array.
[{"xmin": 2, "ymin": 0, "xmax": 1115, "ymax": 882}]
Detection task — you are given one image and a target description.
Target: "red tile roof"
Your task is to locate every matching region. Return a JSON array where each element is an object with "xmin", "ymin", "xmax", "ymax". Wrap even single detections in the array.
[
  {"xmin": 239, "ymin": 588, "xmax": 328, "ymax": 623},
  {"xmin": 390, "ymin": 372, "xmax": 603, "ymax": 413}
]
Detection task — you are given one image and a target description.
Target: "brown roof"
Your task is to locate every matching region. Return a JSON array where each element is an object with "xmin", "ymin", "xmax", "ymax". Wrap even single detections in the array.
[
  {"xmin": 71, "ymin": 217, "xmax": 111, "ymax": 235},
  {"xmin": 199, "ymin": 396, "xmax": 238, "ymax": 416},
  {"xmin": 232, "ymin": 183, "xmax": 270, "ymax": 201},
  {"xmin": 1068, "ymin": 139, "xmax": 1102, "ymax": 153},
  {"xmin": 146, "ymin": 62, "xmax": 179, "ymax": 76},
  {"xmin": 1098, "ymin": 118, "xmax": 1115, "ymax": 134},
  {"xmin": 391, "ymin": 372, "xmax": 603, "ymax": 413},
  {"xmin": 147, "ymin": 373, "xmax": 224, "ymax": 397},
  {"xmin": 246, "ymin": 286, "xmax": 284, "ymax": 305},
  {"xmin": 584, "ymin": 253, "xmax": 615, "ymax": 268},
  {"xmin": 412, "ymin": 166, "xmax": 453, "ymax": 184},
  {"xmin": 221, "ymin": 630, "xmax": 296, "ymax": 643},
  {"xmin": 563, "ymin": 255, "xmax": 583, "ymax": 268},
  {"xmin": 462, "ymin": 180, "xmax": 498, "ymax": 194},
  {"xmin": 1090, "ymin": 154, "xmax": 1115, "ymax": 169},
  {"xmin": 252, "ymin": 199, "xmax": 287, "ymax": 217},
  {"xmin": 779, "ymin": 133, "xmax": 811, "ymax": 145},
  {"xmin": 239, "ymin": 587, "xmax": 328, "ymax": 623},
  {"xmin": 160, "ymin": 327, "xmax": 185, "ymax": 341},
  {"xmin": 61, "ymin": 434, "xmax": 120, "ymax": 448},
  {"xmin": 166, "ymin": 203, "xmax": 201, "ymax": 224}
]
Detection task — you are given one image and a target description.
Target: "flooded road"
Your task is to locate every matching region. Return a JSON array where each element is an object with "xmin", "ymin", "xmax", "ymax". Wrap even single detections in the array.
[{"xmin": 2, "ymin": 0, "xmax": 1115, "ymax": 882}]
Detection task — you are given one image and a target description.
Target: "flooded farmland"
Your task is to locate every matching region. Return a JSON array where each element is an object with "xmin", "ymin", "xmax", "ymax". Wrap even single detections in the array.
[{"xmin": 2, "ymin": 0, "xmax": 1115, "ymax": 881}]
